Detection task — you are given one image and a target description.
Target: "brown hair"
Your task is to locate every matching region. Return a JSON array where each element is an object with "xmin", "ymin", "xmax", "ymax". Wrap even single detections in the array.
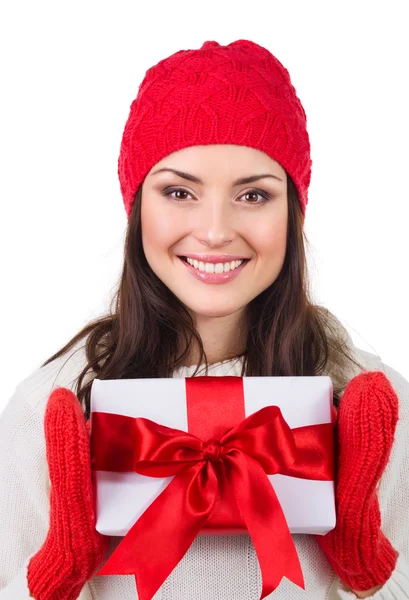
[{"xmin": 42, "ymin": 173, "xmax": 365, "ymax": 420}]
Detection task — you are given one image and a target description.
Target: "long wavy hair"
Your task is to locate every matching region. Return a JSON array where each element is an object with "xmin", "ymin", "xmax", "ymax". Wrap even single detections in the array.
[{"xmin": 42, "ymin": 172, "xmax": 365, "ymax": 420}]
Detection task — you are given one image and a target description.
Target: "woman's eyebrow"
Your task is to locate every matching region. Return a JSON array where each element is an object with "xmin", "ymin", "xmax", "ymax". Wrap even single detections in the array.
[{"xmin": 151, "ymin": 168, "xmax": 283, "ymax": 185}]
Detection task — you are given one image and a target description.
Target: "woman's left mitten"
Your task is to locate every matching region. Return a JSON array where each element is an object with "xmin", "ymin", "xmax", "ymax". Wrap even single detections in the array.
[{"xmin": 316, "ymin": 370, "xmax": 399, "ymax": 592}]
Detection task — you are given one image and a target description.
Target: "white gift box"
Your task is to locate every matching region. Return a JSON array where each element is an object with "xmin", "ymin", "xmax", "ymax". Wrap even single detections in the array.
[{"xmin": 90, "ymin": 376, "xmax": 336, "ymax": 537}]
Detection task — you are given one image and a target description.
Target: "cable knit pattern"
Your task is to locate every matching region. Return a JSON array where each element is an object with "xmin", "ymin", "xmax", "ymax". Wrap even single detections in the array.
[
  {"xmin": 1, "ymin": 335, "xmax": 409, "ymax": 599},
  {"xmin": 118, "ymin": 39, "xmax": 312, "ymax": 220}
]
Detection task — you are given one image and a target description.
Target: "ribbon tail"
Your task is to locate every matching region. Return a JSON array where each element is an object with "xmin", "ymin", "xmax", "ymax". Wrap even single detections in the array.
[
  {"xmin": 96, "ymin": 461, "xmax": 218, "ymax": 600},
  {"xmin": 227, "ymin": 452, "xmax": 305, "ymax": 599}
]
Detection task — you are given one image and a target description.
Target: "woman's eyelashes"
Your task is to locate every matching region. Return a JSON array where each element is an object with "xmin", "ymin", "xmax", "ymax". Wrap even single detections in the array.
[{"xmin": 160, "ymin": 186, "xmax": 274, "ymax": 205}]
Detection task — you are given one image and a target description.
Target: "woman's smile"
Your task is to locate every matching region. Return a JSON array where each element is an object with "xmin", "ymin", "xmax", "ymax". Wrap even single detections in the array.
[{"xmin": 178, "ymin": 255, "xmax": 251, "ymax": 284}]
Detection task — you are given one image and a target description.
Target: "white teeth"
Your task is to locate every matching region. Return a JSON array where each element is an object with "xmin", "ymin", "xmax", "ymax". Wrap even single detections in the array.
[{"xmin": 185, "ymin": 258, "xmax": 245, "ymax": 273}]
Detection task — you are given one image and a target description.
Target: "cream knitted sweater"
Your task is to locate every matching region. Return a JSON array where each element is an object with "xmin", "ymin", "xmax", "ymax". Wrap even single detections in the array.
[{"xmin": 1, "ymin": 340, "xmax": 409, "ymax": 599}]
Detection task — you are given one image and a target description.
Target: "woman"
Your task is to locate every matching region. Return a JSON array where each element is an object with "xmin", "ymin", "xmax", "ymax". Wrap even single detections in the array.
[{"xmin": 1, "ymin": 39, "xmax": 408, "ymax": 600}]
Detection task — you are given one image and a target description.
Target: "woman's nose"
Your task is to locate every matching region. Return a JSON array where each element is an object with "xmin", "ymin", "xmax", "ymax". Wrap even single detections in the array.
[{"xmin": 192, "ymin": 199, "xmax": 237, "ymax": 246}]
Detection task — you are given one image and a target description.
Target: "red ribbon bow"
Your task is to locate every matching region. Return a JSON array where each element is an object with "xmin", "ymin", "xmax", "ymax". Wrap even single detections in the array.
[{"xmin": 91, "ymin": 377, "xmax": 334, "ymax": 600}]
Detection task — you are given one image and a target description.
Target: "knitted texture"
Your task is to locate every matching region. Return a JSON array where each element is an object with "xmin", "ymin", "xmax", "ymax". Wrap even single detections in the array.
[
  {"xmin": 27, "ymin": 387, "xmax": 109, "ymax": 600},
  {"xmin": 118, "ymin": 39, "xmax": 312, "ymax": 220},
  {"xmin": 316, "ymin": 370, "xmax": 399, "ymax": 591},
  {"xmin": 2, "ymin": 344, "xmax": 409, "ymax": 598}
]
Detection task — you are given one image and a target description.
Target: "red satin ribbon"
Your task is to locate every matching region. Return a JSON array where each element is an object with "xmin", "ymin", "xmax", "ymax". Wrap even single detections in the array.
[{"xmin": 91, "ymin": 376, "xmax": 334, "ymax": 600}]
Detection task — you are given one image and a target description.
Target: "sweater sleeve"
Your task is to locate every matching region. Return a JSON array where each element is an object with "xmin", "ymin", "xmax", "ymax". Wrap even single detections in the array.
[
  {"xmin": 333, "ymin": 363, "xmax": 409, "ymax": 599},
  {"xmin": 0, "ymin": 343, "xmax": 93, "ymax": 600},
  {"xmin": 0, "ymin": 382, "xmax": 51, "ymax": 598}
]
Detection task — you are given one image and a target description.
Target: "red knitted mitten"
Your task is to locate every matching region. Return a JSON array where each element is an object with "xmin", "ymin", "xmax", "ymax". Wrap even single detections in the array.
[
  {"xmin": 27, "ymin": 387, "xmax": 109, "ymax": 600},
  {"xmin": 316, "ymin": 370, "xmax": 399, "ymax": 592}
]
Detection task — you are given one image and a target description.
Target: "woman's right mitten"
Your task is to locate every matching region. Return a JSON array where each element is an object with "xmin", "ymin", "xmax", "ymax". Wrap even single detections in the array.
[{"xmin": 27, "ymin": 387, "xmax": 109, "ymax": 600}]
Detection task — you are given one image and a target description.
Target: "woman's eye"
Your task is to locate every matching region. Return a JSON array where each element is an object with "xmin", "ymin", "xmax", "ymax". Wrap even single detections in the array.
[
  {"xmin": 242, "ymin": 190, "xmax": 271, "ymax": 204},
  {"xmin": 163, "ymin": 188, "xmax": 192, "ymax": 201},
  {"xmin": 161, "ymin": 187, "xmax": 272, "ymax": 204}
]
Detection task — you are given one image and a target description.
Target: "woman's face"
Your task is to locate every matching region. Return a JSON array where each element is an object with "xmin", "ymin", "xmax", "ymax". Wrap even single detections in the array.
[{"xmin": 141, "ymin": 144, "xmax": 288, "ymax": 320}]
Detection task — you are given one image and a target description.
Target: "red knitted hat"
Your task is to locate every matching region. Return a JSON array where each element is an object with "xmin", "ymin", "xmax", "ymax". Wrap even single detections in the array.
[{"xmin": 118, "ymin": 39, "xmax": 312, "ymax": 220}]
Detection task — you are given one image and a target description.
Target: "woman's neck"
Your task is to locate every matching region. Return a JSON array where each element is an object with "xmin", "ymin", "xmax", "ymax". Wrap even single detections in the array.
[{"xmin": 179, "ymin": 307, "xmax": 248, "ymax": 367}]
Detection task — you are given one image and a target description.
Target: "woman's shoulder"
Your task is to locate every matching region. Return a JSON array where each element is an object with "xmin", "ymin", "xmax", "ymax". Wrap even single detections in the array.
[
  {"xmin": 12, "ymin": 339, "xmax": 90, "ymax": 416},
  {"xmin": 321, "ymin": 309, "xmax": 408, "ymax": 402},
  {"xmin": 0, "ymin": 340, "xmax": 90, "ymax": 477},
  {"xmin": 353, "ymin": 345, "xmax": 409, "ymax": 400}
]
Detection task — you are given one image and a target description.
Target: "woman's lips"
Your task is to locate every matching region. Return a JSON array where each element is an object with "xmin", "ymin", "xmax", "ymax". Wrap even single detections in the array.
[{"xmin": 178, "ymin": 256, "xmax": 249, "ymax": 284}]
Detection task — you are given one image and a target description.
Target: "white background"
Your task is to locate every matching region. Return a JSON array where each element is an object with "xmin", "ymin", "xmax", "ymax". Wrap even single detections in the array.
[{"xmin": 0, "ymin": 1, "xmax": 408, "ymax": 416}]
